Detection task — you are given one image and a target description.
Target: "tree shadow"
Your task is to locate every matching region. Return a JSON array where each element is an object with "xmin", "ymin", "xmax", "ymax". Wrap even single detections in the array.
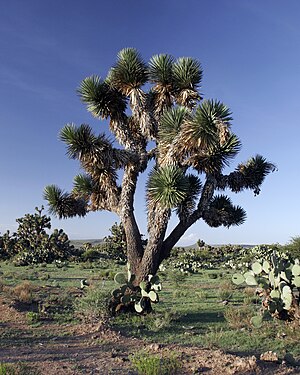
[{"xmin": 180, "ymin": 311, "xmax": 225, "ymax": 324}]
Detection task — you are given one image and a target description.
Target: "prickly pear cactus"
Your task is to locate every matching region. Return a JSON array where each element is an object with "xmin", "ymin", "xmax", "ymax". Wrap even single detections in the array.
[
  {"xmin": 110, "ymin": 263, "xmax": 162, "ymax": 315},
  {"xmin": 232, "ymin": 252, "xmax": 300, "ymax": 321}
]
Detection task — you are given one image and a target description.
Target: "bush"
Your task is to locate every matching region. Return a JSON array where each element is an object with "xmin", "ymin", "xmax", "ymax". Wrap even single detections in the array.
[
  {"xmin": 282, "ymin": 236, "xmax": 300, "ymax": 259},
  {"xmin": 81, "ymin": 248, "xmax": 102, "ymax": 261},
  {"xmin": 0, "ymin": 363, "xmax": 40, "ymax": 375},
  {"xmin": 130, "ymin": 350, "xmax": 180, "ymax": 375},
  {"xmin": 224, "ymin": 305, "xmax": 256, "ymax": 329},
  {"xmin": 102, "ymin": 222, "xmax": 127, "ymax": 261},
  {"xmin": 75, "ymin": 286, "xmax": 111, "ymax": 321},
  {"xmin": 218, "ymin": 281, "xmax": 234, "ymax": 301},
  {"xmin": 12, "ymin": 281, "xmax": 34, "ymax": 303},
  {"xmin": 0, "ymin": 231, "xmax": 17, "ymax": 260}
]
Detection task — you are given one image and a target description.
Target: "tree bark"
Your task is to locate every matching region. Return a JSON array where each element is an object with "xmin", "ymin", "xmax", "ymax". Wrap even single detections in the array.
[{"xmin": 137, "ymin": 205, "xmax": 170, "ymax": 282}]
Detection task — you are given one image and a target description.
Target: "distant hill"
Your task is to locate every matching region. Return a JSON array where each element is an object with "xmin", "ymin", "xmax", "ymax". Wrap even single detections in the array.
[
  {"xmin": 70, "ymin": 239, "xmax": 254, "ymax": 250},
  {"xmin": 179, "ymin": 243, "xmax": 255, "ymax": 250},
  {"xmin": 70, "ymin": 239, "xmax": 104, "ymax": 249}
]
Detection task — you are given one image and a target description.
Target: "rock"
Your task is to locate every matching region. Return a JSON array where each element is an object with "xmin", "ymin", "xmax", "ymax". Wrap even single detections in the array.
[
  {"xmin": 260, "ymin": 351, "xmax": 279, "ymax": 362},
  {"xmin": 148, "ymin": 343, "xmax": 161, "ymax": 351},
  {"xmin": 229, "ymin": 356, "xmax": 258, "ymax": 374}
]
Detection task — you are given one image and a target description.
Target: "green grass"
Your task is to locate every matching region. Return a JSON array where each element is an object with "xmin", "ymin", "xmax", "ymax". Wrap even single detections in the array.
[
  {"xmin": 110, "ymin": 270, "xmax": 300, "ymax": 359},
  {"xmin": 0, "ymin": 261, "xmax": 118, "ymax": 288},
  {"xmin": 1, "ymin": 260, "xmax": 300, "ymax": 361}
]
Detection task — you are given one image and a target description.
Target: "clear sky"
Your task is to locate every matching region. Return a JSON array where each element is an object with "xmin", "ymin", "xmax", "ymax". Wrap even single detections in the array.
[{"xmin": 0, "ymin": 0, "xmax": 299, "ymax": 246}]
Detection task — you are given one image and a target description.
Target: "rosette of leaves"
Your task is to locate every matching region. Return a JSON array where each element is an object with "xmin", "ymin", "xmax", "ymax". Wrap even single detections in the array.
[{"xmin": 232, "ymin": 252, "xmax": 300, "ymax": 322}]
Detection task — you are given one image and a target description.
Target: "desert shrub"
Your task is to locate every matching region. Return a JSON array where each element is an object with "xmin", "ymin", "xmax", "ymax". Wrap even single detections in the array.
[
  {"xmin": 12, "ymin": 281, "xmax": 34, "ymax": 303},
  {"xmin": 172, "ymin": 289, "xmax": 189, "ymax": 298},
  {"xmin": 218, "ymin": 281, "xmax": 234, "ymax": 301},
  {"xmin": 147, "ymin": 310, "xmax": 181, "ymax": 332},
  {"xmin": 224, "ymin": 305, "xmax": 256, "ymax": 329},
  {"xmin": 102, "ymin": 222, "xmax": 127, "ymax": 261},
  {"xmin": 81, "ymin": 248, "xmax": 102, "ymax": 261},
  {"xmin": 0, "ymin": 231, "xmax": 17, "ymax": 260},
  {"xmin": 195, "ymin": 289, "xmax": 208, "ymax": 299},
  {"xmin": 168, "ymin": 270, "xmax": 188, "ymax": 287},
  {"xmin": 243, "ymin": 287, "xmax": 260, "ymax": 305},
  {"xmin": 26, "ymin": 311, "xmax": 40, "ymax": 324},
  {"xmin": 130, "ymin": 350, "xmax": 180, "ymax": 375},
  {"xmin": 224, "ymin": 244, "xmax": 282, "ymax": 271},
  {"xmin": 282, "ymin": 236, "xmax": 300, "ymax": 259},
  {"xmin": 84, "ymin": 222, "xmax": 147, "ymax": 262},
  {"xmin": 75, "ymin": 286, "xmax": 111, "ymax": 321},
  {"xmin": 0, "ymin": 363, "xmax": 40, "ymax": 375},
  {"xmin": 165, "ymin": 244, "xmax": 247, "ymax": 273}
]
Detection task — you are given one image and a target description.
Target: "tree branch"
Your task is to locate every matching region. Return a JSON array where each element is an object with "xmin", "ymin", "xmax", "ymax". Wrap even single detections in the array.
[{"xmin": 160, "ymin": 175, "xmax": 216, "ymax": 261}]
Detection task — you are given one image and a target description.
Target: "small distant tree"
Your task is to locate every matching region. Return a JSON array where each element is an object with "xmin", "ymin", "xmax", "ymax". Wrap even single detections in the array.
[
  {"xmin": 44, "ymin": 49, "xmax": 275, "ymax": 282},
  {"xmin": 196, "ymin": 239, "xmax": 205, "ymax": 249},
  {"xmin": 0, "ymin": 207, "xmax": 74, "ymax": 264},
  {"xmin": 0, "ymin": 230, "xmax": 17, "ymax": 259},
  {"xmin": 282, "ymin": 236, "xmax": 300, "ymax": 259}
]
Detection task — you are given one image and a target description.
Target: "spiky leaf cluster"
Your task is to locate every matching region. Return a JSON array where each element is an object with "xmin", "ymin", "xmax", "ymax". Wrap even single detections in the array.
[
  {"xmin": 203, "ymin": 195, "xmax": 246, "ymax": 228},
  {"xmin": 222, "ymin": 155, "xmax": 277, "ymax": 195},
  {"xmin": 78, "ymin": 75, "xmax": 127, "ymax": 120},
  {"xmin": 109, "ymin": 48, "xmax": 148, "ymax": 94},
  {"xmin": 176, "ymin": 174, "xmax": 202, "ymax": 221},
  {"xmin": 43, "ymin": 185, "xmax": 87, "ymax": 219},
  {"xmin": 147, "ymin": 166, "xmax": 190, "ymax": 208}
]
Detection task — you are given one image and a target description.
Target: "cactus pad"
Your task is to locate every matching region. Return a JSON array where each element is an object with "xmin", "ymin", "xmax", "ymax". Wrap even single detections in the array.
[
  {"xmin": 245, "ymin": 274, "xmax": 258, "ymax": 286},
  {"xmin": 232, "ymin": 273, "xmax": 245, "ymax": 285},
  {"xmin": 114, "ymin": 272, "xmax": 127, "ymax": 284},
  {"xmin": 252, "ymin": 262, "xmax": 262, "ymax": 275},
  {"xmin": 292, "ymin": 264, "xmax": 300, "ymax": 276},
  {"xmin": 250, "ymin": 315, "xmax": 263, "ymax": 328}
]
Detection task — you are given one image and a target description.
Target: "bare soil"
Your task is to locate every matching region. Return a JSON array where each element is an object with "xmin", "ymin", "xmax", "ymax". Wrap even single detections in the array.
[{"xmin": 0, "ymin": 294, "xmax": 298, "ymax": 375}]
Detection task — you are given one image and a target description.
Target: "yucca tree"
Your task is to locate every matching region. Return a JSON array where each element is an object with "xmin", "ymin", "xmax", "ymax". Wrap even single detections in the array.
[{"xmin": 44, "ymin": 48, "xmax": 275, "ymax": 281}]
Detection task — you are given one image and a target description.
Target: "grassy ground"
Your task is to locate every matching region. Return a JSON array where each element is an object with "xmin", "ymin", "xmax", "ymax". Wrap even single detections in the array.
[{"xmin": 1, "ymin": 260, "xmax": 299, "ymax": 362}]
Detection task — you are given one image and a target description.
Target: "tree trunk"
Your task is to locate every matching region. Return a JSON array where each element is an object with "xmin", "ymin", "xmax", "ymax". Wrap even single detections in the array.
[
  {"xmin": 122, "ymin": 214, "xmax": 144, "ymax": 275},
  {"xmin": 136, "ymin": 205, "xmax": 170, "ymax": 282}
]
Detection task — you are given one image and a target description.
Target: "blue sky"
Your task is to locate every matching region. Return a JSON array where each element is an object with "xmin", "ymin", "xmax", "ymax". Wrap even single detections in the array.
[{"xmin": 0, "ymin": 0, "xmax": 299, "ymax": 245}]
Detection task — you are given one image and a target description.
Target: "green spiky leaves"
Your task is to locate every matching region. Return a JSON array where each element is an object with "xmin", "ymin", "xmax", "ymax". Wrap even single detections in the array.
[
  {"xmin": 172, "ymin": 57, "xmax": 202, "ymax": 90},
  {"xmin": 43, "ymin": 185, "xmax": 87, "ymax": 219},
  {"xmin": 147, "ymin": 166, "xmax": 190, "ymax": 208},
  {"xmin": 190, "ymin": 134, "xmax": 241, "ymax": 174},
  {"xmin": 159, "ymin": 106, "xmax": 190, "ymax": 144},
  {"xmin": 109, "ymin": 48, "xmax": 148, "ymax": 94},
  {"xmin": 203, "ymin": 195, "xmax": 246, "ymax": 228},
  {"xmin": 176, "ymin": 174, "xmax": 202, "ymax": 221},
  {"xmin": 60, "ymin": 123, "xmax": 112, "ymax": 160},
  {"xmin": 78, "ymin": 75, "xmax": 126, "ymax": 120},
  {"xmin": 72, "ymin": 174, "xmax": 93, "ymax": 198},
  {"xmin": 182, "ymin": 99, "xmax": 233, "ymax": 150},
  {"xmin": 148, "ymin": 54, "xmax": 174, "ymax": 86},
  {"xmin": 226, "ymin": 155, "xmax": 277, "ymax": 195}
]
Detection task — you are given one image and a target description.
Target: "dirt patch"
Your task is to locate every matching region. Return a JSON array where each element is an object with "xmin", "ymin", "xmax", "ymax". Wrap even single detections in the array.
[{"xmin": 0, "ymin": 295, "xmax": 298, "ymax": 374}]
